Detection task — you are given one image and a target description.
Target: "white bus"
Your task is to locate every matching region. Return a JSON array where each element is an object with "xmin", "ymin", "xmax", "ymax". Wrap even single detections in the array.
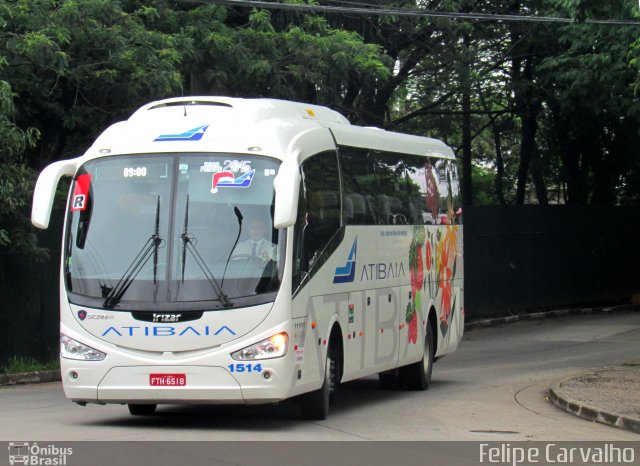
[{"xmin": 31, "ymin": 97, "xmax": 463, "ymax": 419}]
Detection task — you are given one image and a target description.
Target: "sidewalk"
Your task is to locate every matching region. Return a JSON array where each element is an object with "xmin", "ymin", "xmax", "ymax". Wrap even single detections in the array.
[
  {"xmin": 0, "ymin": 369, "xmax": 60, "ymax": 386},
  {"xmin": 548, "ymin": 362, "xmax": 640, "ymax": 434},
  {"xmin": 467, "ymin": 304, "xmax": 640, "ymax": 435}
]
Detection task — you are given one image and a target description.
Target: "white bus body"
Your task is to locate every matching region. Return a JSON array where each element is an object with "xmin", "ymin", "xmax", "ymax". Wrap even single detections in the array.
[{"xmin": 32, "ymin": 97, "xmax": 463, "ymax": 419}]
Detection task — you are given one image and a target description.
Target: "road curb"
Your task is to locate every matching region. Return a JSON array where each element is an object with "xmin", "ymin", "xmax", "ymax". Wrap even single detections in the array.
[
  {"xmin": 0, "ymin": 369, "xmax": 61, "ymax": 386},
  {"xmin": 548, "ymin": 378, "xmax": 640, "ymax": 434},
  {"xmin": 464, "ymin": 304, "xmax": 638, "ymax": 332}
]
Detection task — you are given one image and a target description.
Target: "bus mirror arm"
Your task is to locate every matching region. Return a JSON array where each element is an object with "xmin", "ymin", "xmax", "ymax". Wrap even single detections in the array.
[
  {"xmin": 273, "ymin": 161, "xmax": 300, "ymax": 229},
  {"xmin": 31, "ymin": 159, "xmax": 77, "ymax": 229}
]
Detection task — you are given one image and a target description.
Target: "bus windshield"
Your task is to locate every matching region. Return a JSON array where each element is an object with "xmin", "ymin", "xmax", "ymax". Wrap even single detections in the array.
[{"xmin": 64, "ymin": 153, "xmax": 283, "ymax": 311}]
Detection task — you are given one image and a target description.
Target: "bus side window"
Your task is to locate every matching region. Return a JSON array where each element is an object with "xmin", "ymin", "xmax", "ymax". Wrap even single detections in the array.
[
  {"xmin": 293, "ymin": 151, "xmax": 341, "ymax": 290},
  {"xmin": 340, "ymin": 146, "xmax": 378, "ymax": 225},
  {"xmin": 435, "ymin": 159, "xmax": 462, "ymax": 225}
]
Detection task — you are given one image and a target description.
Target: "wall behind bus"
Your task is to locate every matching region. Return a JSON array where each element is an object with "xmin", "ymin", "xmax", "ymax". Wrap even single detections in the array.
[
  {"xmin": 2, "ymin": 205, "xmax": 640, "ymax": 366},
  {"xmin": 463, "ymin": 205, "xmax": 640, "ymax": 317}
]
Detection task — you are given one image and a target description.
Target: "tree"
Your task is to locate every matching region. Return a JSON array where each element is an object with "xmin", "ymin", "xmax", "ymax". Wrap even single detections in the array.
[
  {"xmin": 539, "ymin": 0, "xmax": 640, "ymax": 205},
  {"xmin": 1, "ymin": 0, "xmax": 185, "ymax": 165},
  {"xmin": 0, "ymin": 72, "xmax": 41, "ymax": 255},
  {"xmin": 178, "ymin": 5, "xmax": 390, "ymax": 108}
]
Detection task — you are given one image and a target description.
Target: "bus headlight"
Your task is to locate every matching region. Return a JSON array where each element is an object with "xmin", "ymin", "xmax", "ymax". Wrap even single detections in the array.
[
  {"xmin": 60, "ymin": 333, "xmax": 106, "ymax": 361},
  {"xmin": 231, "ymin": 333, "xmax": 288, "ymax": 360}
]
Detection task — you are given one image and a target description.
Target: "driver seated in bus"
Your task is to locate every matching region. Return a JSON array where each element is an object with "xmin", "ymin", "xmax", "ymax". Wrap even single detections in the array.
[{"xmin": 233, "ymin": 217, "xmax": 276, "ymax": 262}]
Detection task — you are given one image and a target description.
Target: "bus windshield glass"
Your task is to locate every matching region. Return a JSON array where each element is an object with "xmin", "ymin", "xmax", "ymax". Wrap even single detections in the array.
[{"xmin": 64, "ymin": 153, "xmax": 283, "ymax": 310}]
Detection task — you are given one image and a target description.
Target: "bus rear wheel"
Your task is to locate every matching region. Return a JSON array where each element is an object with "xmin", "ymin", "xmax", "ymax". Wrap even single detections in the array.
[
  {"xmin": 128, "ymin": 404, "xmax": 157, "ymax": 416},
  {"xmin": 300, "ymin": 350, "xmax": 338, "ymax": 420},
  {"xmin": 400, "ymin": 322, "xmax": 434, "ymax": 390}
]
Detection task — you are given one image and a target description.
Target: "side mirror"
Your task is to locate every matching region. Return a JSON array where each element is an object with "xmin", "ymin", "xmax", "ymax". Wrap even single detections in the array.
[
  {"xmin": 273, "ymin": 159, "xmax": 300, "ymax": 229},
  {"xmin": 31, "ymin": 159, "xmax": 77, "ymax": 229}
]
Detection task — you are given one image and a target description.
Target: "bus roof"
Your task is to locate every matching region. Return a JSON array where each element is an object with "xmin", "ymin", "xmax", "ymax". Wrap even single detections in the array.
[{"xmin": 85, "ymin": 97, "xmax": 455, "ymax": 161}]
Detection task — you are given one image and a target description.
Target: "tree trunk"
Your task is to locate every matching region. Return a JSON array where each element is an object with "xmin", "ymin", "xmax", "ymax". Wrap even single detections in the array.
[
  {"xmin": 492, "ymin": 120, "xmax": 506, "ymax": 205},
  {"xmin": 530, "ymin": 150, "xmax": 548, "ymax": 205},
  {"xmin": 460, "ymin": 33, "xmax": 473, "ymax": 206},
  {"xmin": 513, "ymin": 52, "xmax": 541, "ymax": 205}
]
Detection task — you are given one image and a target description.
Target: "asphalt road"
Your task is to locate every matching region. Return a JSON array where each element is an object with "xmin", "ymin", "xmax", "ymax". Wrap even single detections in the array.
[{"xmin": 1, "ymin": 310, "xmax": 639, "ymax": 442}]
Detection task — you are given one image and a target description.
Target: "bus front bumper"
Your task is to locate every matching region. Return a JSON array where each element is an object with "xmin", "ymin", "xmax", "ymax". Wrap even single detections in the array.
[{"xmin": 63, "ymin": 365, "xmax": 290, "ymax": 405}]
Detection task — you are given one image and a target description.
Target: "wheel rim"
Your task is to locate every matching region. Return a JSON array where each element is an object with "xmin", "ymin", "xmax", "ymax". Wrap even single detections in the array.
[
  {"xmin": 423, "ymin": 330, "xmax": 432, "ymax": 375},
  {"xmin": 328, "ymin": 357, "xmax": 337, "ymax": 397}
]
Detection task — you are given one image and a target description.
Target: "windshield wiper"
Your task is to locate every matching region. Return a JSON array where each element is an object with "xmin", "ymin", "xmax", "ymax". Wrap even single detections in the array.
[
  {"xmin": 180, "ymin": 195, "xmax": 231, "ymax": 307},
  {"xmin": 103, "ymin": 196, "xmax": 163, "ymax": 309}
]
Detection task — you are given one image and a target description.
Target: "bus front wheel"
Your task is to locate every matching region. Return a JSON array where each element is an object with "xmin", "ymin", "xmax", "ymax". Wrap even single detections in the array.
[
  {"xmin": 128, "ymin": 404, "xmax": 157, "ymax": 416},
  {"xmin": 300, "ymin": 350, "xmax": 337, "ymax": 420}
]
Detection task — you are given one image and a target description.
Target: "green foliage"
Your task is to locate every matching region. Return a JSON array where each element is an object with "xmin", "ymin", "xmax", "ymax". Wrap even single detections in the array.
[
  {"xmin": 182, "ymin": 5, "xmax": 389, "ymax": 105},
  {"xmin": 472, "ymin": 164, "xmax": 502, "ymax": 205},
  {"xmin": 0, "ymin": 74, "xmax": 43, "ymax": 256},
  {"xmin": 2, "ymin": 0, "xmax": 185, "ymax": 156},
  {"xmin": 387, "ymin": 0, "xmax": 640, "ymax": 206},
  {"xmin": 537, "ymin": 0, "xmax": 640, "ymax": 205},
  {"xmin": 1, "ymin": 355, "xmax": 58, "ymax": 374}
]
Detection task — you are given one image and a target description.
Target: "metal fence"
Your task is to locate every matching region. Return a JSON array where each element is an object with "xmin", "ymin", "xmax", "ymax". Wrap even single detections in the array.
[
  {"xmin": 2, "ymin": 205, "xmax": 639, "ymax": 365},
  {"xmin": 464, "ymin": 205, "xmax": 640, "ymax": 317},
  {"xmin": 0, "ymin": 222, "xmax": 61, "ymax": 367}
]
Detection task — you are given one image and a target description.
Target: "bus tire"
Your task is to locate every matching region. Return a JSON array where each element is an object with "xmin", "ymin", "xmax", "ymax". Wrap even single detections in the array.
[
  {"xmin": 128, "ymin": 404, "xmax": 157, "ymax": 416},
  {"xmin": 300, "ymin": 350, "xmax": 337, "ymax": 420},
  {"xmin": 401, "ymin": 322, "xmax": 434, "ymax": 391}
]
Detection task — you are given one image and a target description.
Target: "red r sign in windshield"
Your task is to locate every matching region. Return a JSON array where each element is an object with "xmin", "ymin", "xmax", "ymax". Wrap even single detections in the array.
[{"xmin": 71, "ymin": 173, "xmax": 92, "ymax": 211}]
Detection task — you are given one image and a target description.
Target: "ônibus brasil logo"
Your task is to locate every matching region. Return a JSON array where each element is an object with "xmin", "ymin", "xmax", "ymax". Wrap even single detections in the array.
[
  {"xmin": 8, "ymin": 442, "xmax": 73, "ymax": 465},
  {"xmin": 333, "ymin": 238, "xmax": 357, "ymax": 284}
]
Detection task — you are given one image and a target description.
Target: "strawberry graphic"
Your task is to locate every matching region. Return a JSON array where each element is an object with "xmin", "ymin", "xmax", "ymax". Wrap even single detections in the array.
[
  {"xmin": 415, "ymin": 245, "xmax": 424, "ymax": 291},
  {"xmin": 408, "ymin": 308, "xmax": 418, "ymax": 344},
  {"xmin": 407, "ymin": 225, "xmax": 425, "ymax": 345}
]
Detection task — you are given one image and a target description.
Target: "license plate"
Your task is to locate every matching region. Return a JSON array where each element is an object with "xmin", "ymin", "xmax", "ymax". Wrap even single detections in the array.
[{"xmin": 149, "ymin": 373, "xmax": 186, "ymax": 386}]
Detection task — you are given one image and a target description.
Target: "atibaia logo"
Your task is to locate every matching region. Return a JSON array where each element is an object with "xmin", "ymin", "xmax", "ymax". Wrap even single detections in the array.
[
  {"xmin": 333, "ymin": 238, "xmax": 357, "ymax": 284},
  {"xmin": 154, "ymin": 124, "xmax": 209, "ymax": 142}
]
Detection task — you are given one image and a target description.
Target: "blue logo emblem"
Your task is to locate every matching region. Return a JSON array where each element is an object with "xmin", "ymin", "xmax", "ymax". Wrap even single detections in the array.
[
  {"xmin": 333, "ymin": 238, "xmax": 357, "ymax": 284},
  {"xmin": 154, "ymin": 125, "xmax": 209, "ymax": 142}
]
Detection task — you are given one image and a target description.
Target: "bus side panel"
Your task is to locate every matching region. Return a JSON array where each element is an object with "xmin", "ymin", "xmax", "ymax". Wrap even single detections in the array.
[
  {"xmin": 291, "ymin": 226, "xmax": 417, "ymax": 386},
  {"xmin": 289, "ymin": 222, "xmax": 464, "ymax": 390}
]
